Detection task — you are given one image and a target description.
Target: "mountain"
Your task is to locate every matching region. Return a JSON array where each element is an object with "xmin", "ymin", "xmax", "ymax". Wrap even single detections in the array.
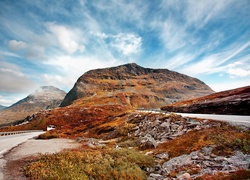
[
  {"xmin": 161, "ymin": 85, "xmax": 250, "ymax": 115},
  {"xmin": 0, "ymin": 86, "xmax": 66, "ymax": 125},
  {"xmin": 0, "ymin": 105, "xmax": 7, "ymax": 110},
  {"xmin": 1, "ymin": 65, "xmax": 249, "ymax": 179},
  {"xmin": 60, "ymin": 63, "xmax": 214, "ymax": 108}
]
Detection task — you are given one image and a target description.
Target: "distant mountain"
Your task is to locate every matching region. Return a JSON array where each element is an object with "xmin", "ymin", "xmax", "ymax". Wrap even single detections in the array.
[
  {"xmin": 60, "ymin": 63, "xmax": 214, "ymax": 108},
  {"xmin": 161, "ymin": 85, "xmax": 250, "ymax": 115},
  {"xmin": 0, "ymin": 105, "xmax": 7, "ymax": 110},
  {"xmin": 0, "ymin": 86, "xmax": 66, "ymax": 125}
]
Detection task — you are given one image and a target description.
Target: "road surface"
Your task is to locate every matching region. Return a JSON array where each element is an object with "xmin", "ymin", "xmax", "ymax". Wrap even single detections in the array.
[
  {"xmin": 136, "ymin": 109, "xmax": 250, "ymax": 127},
  {"xmin": 0, "ymin": 132, "xmax": 44, "ymax": 157},
  {"xmin": 176, "ymin": 113, "xmax": 250, "ymax": 127}
]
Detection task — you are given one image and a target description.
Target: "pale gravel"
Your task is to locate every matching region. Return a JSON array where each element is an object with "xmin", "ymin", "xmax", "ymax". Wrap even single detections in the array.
[
  {"xmin": 1, "ymin": 138, "xmax": 81, "ymax": 180},
  {"xmin": 5, "ymin": 138, "xmax": 81, "ymax": 161}
]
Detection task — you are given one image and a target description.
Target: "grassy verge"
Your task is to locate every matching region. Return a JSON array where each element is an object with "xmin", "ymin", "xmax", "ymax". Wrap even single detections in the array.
[
  {"xmin": 24, "ymin": 148, "xmax": 155, "ymax": 180},
  {"xmin": 37, "ymin": 131, "xmax": 60, "ymax": 139}
]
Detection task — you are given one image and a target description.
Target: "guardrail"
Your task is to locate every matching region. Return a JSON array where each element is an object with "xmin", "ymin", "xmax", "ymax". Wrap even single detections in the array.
[
  {"xmin": 136, "ymin": 109, "xmax": 168, "ymax": 114},
  {"xmin": 0, "ymin": 130, "xmax": 44, "ymax": 136}
]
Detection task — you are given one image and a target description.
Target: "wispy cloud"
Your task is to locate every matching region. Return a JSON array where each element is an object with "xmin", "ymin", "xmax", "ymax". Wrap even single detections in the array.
[
  {"xmin": 0, "ymin": 61, "xmax": 37, "ymax": 93},
  {"xmin": 8, "ymin": 40, "xmax": 46, "ymax": 60},
  {"xmin": 42, "ymin": 54, "xmax": 121, "ymax": 91},
  {"xmin": 45, "ymin": 22, "xmax": 86, "ymax": 54},
  {"xmin": 180, "ymin": 40, "xmax": 250, "ymax": 76},
  {"xmin": 0, "ymin": 0, "xmax": 249, "ymax": 105},
  {"xmin": 184, "ymin": 0, "xmax": 234, "ymax": 28},
  {"xmin": 108, "ymin": 33, "xmax": 142, "ymax": 56}
]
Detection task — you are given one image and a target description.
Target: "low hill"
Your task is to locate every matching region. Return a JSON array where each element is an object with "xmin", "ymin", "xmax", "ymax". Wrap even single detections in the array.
[
  {"xmin": 161, "ymin": 85, "xmax": 250, "ymax": 115},
  {"xmin": 0, "ymin": 86, "xmax": 66, "ymax": 125},
  {"xmin": 60, "ymin": 63, "xmax": 213, "ymax": 108}
]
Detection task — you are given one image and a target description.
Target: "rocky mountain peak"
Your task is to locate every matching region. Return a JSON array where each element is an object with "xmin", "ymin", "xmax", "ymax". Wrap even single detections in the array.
[
  {"xmin": 0, "ymin": 86, "xmax": 66, "ymax": 125},
  {"xmin": 29, "ymin": 86, "xmax": 66, "ymax": 100},
  {"xmin": 60, "ymin": 63, "xmax": 214, "ymax": 107}
]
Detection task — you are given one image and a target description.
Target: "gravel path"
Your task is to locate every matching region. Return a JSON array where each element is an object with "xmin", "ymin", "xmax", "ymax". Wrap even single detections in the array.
[{"xmin": 0, "ymin": 138, "xmax": 81, "ymax": 180}]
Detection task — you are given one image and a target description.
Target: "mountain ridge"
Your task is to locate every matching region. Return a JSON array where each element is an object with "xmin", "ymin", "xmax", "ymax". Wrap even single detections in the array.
[
  {"xmin": 60, "ymin": 63, "xmax": 214, "ymax": 108},
  {"xmin": 161, "ymin": 85, "xmax": 250, "ymax": 115},
  {"xmin": 0, "ymin": 86, "xmax": 66, "ymax": 125},
  {"xmin": 0, "ymin": 105, "xmax": 6, "ymax": 110}
]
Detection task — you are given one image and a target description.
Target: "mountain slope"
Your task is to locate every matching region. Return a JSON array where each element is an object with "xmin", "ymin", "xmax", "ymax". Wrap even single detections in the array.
[
  {"xmin": 0, "ymin": 105, "xmax": 6, "ymax": 110},
  {"xmin": 161, "ymin": 85, "xmax": 250, "ymax": 115},
  {"xmin": 0, "ymin": 86, "xmax": 66, "ymax": 125},
  {"xmin": 60, "ymin": 63, "xmax": 214, "ymax": 108}
]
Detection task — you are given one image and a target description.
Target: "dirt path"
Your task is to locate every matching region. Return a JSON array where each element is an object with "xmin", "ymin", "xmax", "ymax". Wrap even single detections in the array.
[{"xmin": 0, "ymin": 138, "xmax": 81, "ymax": 180}]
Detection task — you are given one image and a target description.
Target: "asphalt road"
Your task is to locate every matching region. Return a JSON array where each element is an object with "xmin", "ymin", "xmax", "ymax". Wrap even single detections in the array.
[
  {"xmin": 0, "ymin": 132, "xmax": 44, "ymax": 157},
  {"xmin": 137, "ymin": 109, "xmax": 250, "ymax": 127},
  {"xmin": 176, "ymin": 113, "xmax": 250, "ymax": 127}
]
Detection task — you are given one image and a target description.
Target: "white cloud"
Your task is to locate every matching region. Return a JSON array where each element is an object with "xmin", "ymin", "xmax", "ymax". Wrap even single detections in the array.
[
  {"xmin": 109, "ymin": 33, "xmax": 142, "ymax": 56},
  {"xmin": 43, "ymin": 55, "xmax": 121, "ymax": 91},
  {"xmin": 165, "ymin": 53, "xmax": 195, "ymax": 69},
  {"xmin": 226, "ymin": 62, "xmax": 250, "ymax": 77},
  {"xmin": 8, "ymin": 40, "xmax": 28, "ymax": 50},
  {"xmin": 160, "ymin": 19, "xmax": 188, "ymax": 51},
  {"xmin": 0, "ymin": 50, "xmax": 21, "ymax": 58},
  {"xmin": 228, "ymin": 68, "xmax": 250, "ymax": 77},
  {"xmin": 0, "ymin": 95, "xmax": 22, "ymax": 106},
  {"xmin": 8, "ymin": 40, "xmax": 46, "ymax": 60},
  {"xmin": 209, "ymin": 79, "xmax": 250, "ymax": 92},
  {"xmin": 46, "ymin": 22, "xmax": 85, "ymax": 54},
  {"xmin": 185, "ymin": 0, "xmax": 234, "ymax": 28},
  {"xmin": 0, "ymin": 61, "xmax": 37, "ymax": 93},
  {"xmin": 91, "ymin": 0, "xmax": 148, "ymax": 31},
  {"xmin": 180, "ymin": 41, "xmax": 250, "ymax": 75}
]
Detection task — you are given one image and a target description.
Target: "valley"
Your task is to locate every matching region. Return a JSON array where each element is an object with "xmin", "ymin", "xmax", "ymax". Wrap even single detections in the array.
[{"xmin": 0, "ymin": 64, "xmax": 249, "ymax": 179}]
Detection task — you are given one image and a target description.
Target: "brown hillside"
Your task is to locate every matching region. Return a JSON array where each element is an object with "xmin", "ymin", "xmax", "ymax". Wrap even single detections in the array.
[
  {"xmin": 161, "ymin": 85, "xmax": 250, "ymax": 115},
  {"xmin": 60, "ymin": 63, "xmax": 213, "ymax": 108}
]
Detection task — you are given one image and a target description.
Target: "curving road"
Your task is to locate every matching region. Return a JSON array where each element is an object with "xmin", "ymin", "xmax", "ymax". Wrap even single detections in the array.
[
  {"xmin": 176, "ymin": 113, "xmax": 250, "ymax": 127},
  {"xmin": 0, "ymin": 132, "xmax": 44, "ymax": 158},
  {"xmin": 136, "ymin": 109, "xmax": 250, "ymax": 127}
]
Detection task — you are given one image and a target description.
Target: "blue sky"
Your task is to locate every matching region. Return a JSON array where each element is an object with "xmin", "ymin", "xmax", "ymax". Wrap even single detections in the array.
[{"xmin": 0, "ymin": 0, "xmax": 249, "ymax": 106}]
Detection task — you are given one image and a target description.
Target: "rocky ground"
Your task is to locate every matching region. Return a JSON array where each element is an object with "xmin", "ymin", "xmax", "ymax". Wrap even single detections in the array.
[
  {"xmin": 74, "ymin": 111, "xmax": 250, "ymax": 179},
  {"xmin": 1, "ymin": 110, "xmax": 249, "ymax": 179}
]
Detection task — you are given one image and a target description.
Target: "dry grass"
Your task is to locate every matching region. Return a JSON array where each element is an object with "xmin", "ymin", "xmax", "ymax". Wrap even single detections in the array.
[
  {"xmin": 195, "ymin": 170, "xmax": 250, "ymax": 180},
  {"xmin": 24, "ymin": 148, "xmax": 155, "ymax": 180},
  {"xmin": 156, "ymin": 123, "xmax": 250, "ymax": 158}
]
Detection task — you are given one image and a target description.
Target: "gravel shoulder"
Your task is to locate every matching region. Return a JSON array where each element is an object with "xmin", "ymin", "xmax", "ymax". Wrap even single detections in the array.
[{"xmin": 1, "ymin": 138, "xmax": 81, "ymax": 180}]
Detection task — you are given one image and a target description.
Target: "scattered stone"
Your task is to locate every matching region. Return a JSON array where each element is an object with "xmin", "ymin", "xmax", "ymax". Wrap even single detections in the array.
[
  {"xmin": 132, "ymin": 112, "xmax": 213, "ymax": 147},
  {"xmin": 145, "ymin": 151, "xmax": 154, "ymax": 155},
  {"xmin": 155, "ymin": 153, "xmax": 169, "ymax": 160},
  {"xmin": 160, "ymin": 122, "xmax": 170, "ymax": 128},
  {"xmin": 177, "ymin": 173, "xmax": 191, "ymax": 180},
  {"xmin": 227, "ymin": 151, "xmax": 250, "ymax": 170},
  {"xmin": 148, "ymin": 173, "xmax": 164, "ymax": 180},
  {"xmin": 140, "ymin": 134, "xmax": 158, "ymax": 148},
  {"xmin": 127, "ymin": 112, "xmax": 249, "ymax": 179}
]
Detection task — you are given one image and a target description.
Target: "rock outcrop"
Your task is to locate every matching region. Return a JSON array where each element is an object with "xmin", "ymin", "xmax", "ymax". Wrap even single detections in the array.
[
  {"xmin": 161, "ymin": 85, "xmax": 250, "ymax": 115},
  {"xmin": 152, "ymin": 148, "xmax": 250, "ymax": 179},
  {"xmin": 0, "ymin": 86, "xmax": 66, "ymax": 125},
  {"xmin": 60, "ymin": 63, "xmax": 213, "ymax": 108}
]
